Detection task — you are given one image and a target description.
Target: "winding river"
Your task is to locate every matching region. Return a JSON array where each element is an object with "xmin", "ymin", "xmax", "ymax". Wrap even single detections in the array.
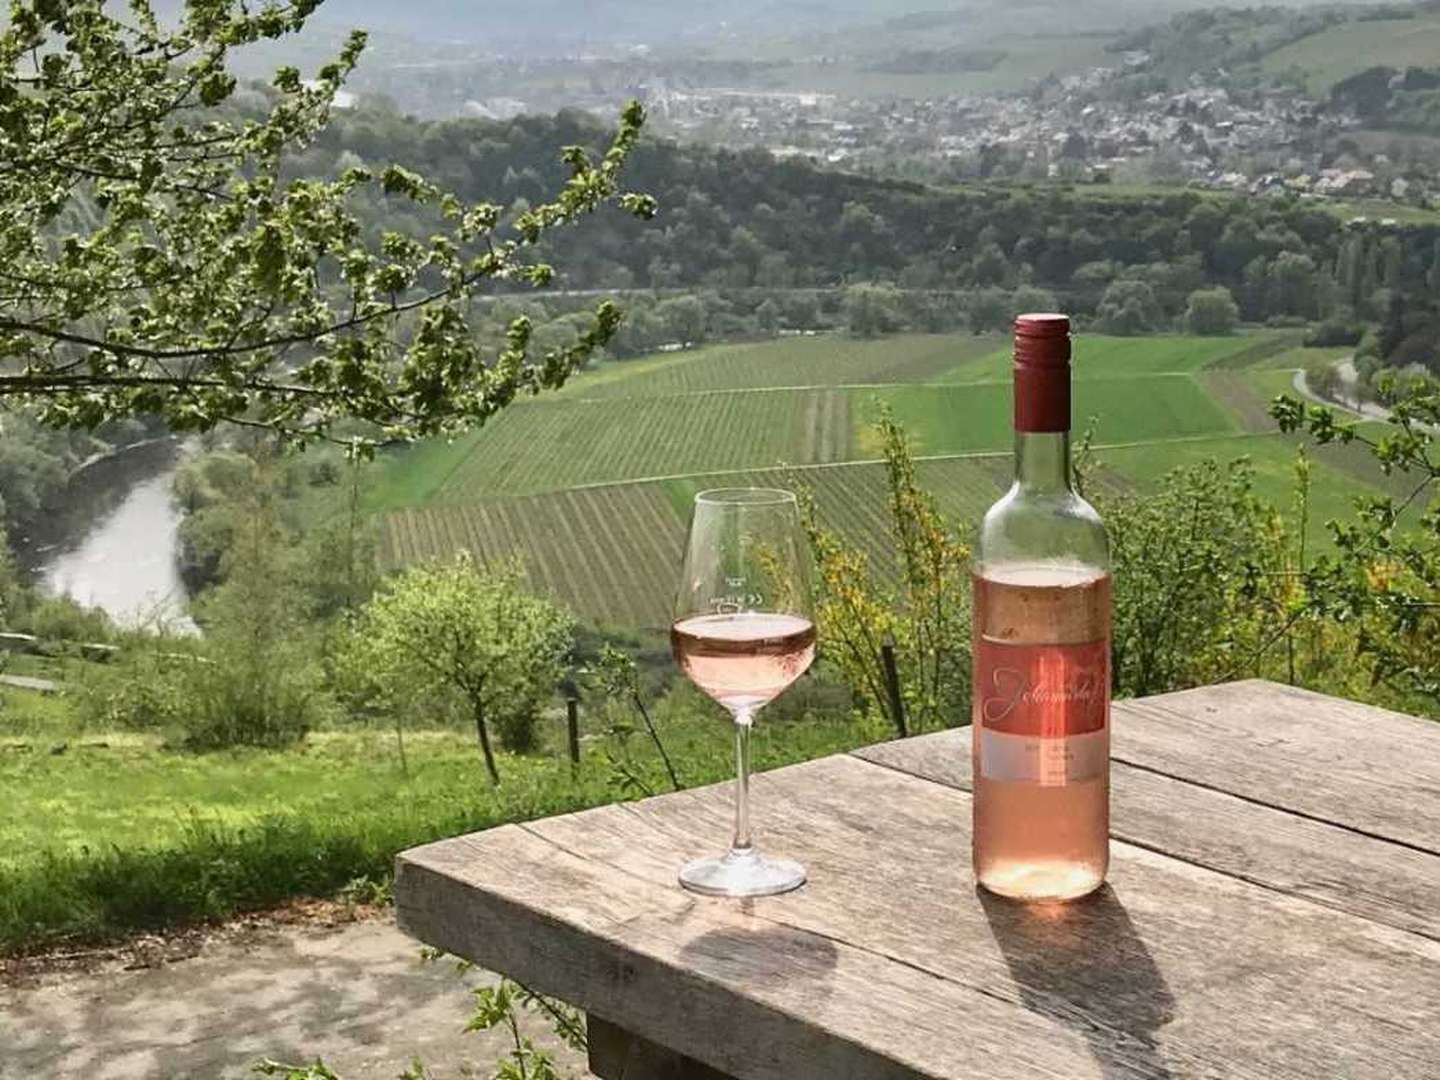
[{"xmin": 16, "ymin": 438, "xmax": 197, "ymax": 634}]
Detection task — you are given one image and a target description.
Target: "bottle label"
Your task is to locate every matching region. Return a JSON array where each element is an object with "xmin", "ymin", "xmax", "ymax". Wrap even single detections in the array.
[{"xmin": 974, "ymin": 638, "xmax": 1109, "ymax": 785}]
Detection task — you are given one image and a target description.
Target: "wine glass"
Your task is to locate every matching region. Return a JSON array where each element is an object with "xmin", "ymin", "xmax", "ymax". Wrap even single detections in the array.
[{"xmin": 671, "ymin": 488, "xmax": 817, "ymax": 897}]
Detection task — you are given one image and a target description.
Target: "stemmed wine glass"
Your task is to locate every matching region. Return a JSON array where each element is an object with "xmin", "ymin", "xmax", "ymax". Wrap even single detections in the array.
[{"xmin": 671, "ymin": 488, "xmax": 817, "ymax": 897}]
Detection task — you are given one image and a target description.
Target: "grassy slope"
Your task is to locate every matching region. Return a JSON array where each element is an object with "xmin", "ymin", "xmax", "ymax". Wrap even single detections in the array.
[
  {"xmin": 575, "ymin": 333, "xmax": 1004, "ymax": 398},
  {"xmin": 371, "ymin": 330, "xmax": 1393, "ymax": 623},
  {"xmin": 858, "ymin": 376, "xmax": 1236, "ymax": 455},
  {"xmin": 0, "ymin": 712, "xmax": 876, "ymax": 951},
  {"xmin": 937, "ymin": 332, "xmax": 1296, "ymax": 383},
  {"xmin": 366, "ymin": 334, "xmax": 1008, "ymax": 508},
  {"xmin": 1095, "ymin": 433, "xmax": 1377, "ymax": 536},
  {"xmin": 382, "ymin": 456, "xmax": 1011, "ymax": 626},
  {"xmin": 369, "ymin": 333, "xmax": 1294, "ymax": 506},
  {"xmin": 1262, "ymin": 16, "xmax": 1440, "ymax": 95},
  {"xmin": 752, "ymin": 34, "xmax": 1116, "ymax": 98}
]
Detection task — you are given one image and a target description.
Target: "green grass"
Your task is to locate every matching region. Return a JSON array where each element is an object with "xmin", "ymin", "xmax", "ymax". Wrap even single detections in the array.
[
  {"xmin": 0, "ymin": 710, "xmax": 878, "ymax": 952},
  {"xmin": 0, "ymin": 684, "xmax": 80, "ymax": 738},
  {"xmin": 369, "ymin": 330, "xmax": 1392, "ymax": 625},
  {"xmin": 363, "ymin": 332, "xmax": 1312, "ymax": 510},
  {"xmin": 861, "ymin": 375, "xmax": 1238, "ymax": 456},
  {"xmin": 575, "ymin": 333, "xmax": 1004, "ymax": 398},
  {"xmin": 1261, "ymin": 17, "xmax": 1440, "ymax": 95},
  {"xmin": 1249, "ymin": 366, "xmax": 1302, "ymax": 401},
  {"xmin": 1322, "ymin": 199, "xmax": 1440, "ymax": 226},
  {"xmin": 361, "ymin": 434, "xmax": 484, "ymax": 512},
  {"xmin": 939, "ymin": 332, "xmax": 1297, "ymax": 384},
  {"xmin": 1249, "ymin": 344, "xmax": 1353, "ymax": 372}
]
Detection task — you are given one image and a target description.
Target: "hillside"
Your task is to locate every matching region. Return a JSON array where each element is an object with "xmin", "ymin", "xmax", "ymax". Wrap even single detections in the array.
[
  {"xmin": 1262, "ymin": 12, "xmax": 1440, "ymax": 95},
  {"xmin": 301, "ymin": 109, "xmax": 1440, "ymax": 368},
  {"xmin": 370, "ymin": 330, "xmax": 1390, "ymax": 628}
]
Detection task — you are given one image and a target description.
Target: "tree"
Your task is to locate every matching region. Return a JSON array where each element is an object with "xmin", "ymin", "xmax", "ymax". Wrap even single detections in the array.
[
  {"xmin": 656, "ymin": 295, "xmax": 707, "ymax": 345},
  {"xmin": 1097, "ymin": 280, "xmax": 1164, "ymax": 335},
  {"xmin": 843, "ymin": 283, "xmax": 903, "ymax": 338},
  {"xmin": 1012, "ymin": 285, "xmax": 1058, "ymax": 315},
  {"xmin": 344, "ymin": 555, "xmax": 574, "ymax": 783},
  {"xmin": 1184, "ymin": 287, "xmax": 1240, "ymax": 335},
  {"xmin": 0, "ymin": 2, "xmax": 655, "ymax": 448},
  {"xmin": 968, "ymin": 288, "xmax": 1013, "ymax": 334},
  {"xmin": 970, "ymin": 242, "xmax": 1012, "ymax": 287},
  {"xmin": 1268, "ymin": 252, "xmax": 1320, "ymax": 319},
  {"xmin": 161, "ymin": 478, "xmax": 335, "ymax": 750},
  {"xmin": 755, "ymin": 298, "xmax": 782, "ymax": 334}
]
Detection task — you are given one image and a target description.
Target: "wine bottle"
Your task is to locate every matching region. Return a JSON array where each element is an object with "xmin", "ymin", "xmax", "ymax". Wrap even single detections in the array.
[{"xmin": 972, "ymin": 313, "xmax": 1111, "ymax": 902}]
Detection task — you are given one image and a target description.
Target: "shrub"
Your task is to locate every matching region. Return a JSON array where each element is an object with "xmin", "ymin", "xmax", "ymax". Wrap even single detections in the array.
[
  {"xmin": 1305, "ymin": 317, "xmax": 1363, "ymax": 347},
  {"xmin": 78, "ymin": 647, "xmax": 191, "ymax": 733},
  {"xmin": 177, "ymin": 636, "xmax": 333, "ymax": 750},
  {"xmin": 1183, "ymin": 287, "xmax": 1240, "ymax": 335},
  {"xmin": 22, "ymin": 596, "xmax": 113, "ymax": 646},
  {"xmin": 1097, "ymin": 279, "xmax": 1164, "ymax": 335}
]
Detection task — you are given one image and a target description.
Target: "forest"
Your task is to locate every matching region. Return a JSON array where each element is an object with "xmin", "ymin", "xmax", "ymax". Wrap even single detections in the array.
[{"xmin": 309, "ymin": 108, "xmax": 1440, "ymax": 354}]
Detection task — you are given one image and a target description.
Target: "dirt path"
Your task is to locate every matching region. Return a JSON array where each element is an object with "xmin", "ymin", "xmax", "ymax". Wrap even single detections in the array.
[{"xmin": 0, "ymin": 912, "xmax": 588, "ymax": 1080}]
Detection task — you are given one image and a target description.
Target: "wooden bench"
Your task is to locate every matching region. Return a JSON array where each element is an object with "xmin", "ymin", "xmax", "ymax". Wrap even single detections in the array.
[{"xmin": 396, "ymin": 679, "xmax": 1440, "ymax": 1079}]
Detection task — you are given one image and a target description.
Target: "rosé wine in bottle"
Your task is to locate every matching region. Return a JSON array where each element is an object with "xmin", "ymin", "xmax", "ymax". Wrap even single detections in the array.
[
  {"xmin": 972, "ymin": 314, "xmax": 1111, "ymax": 902},
  {"xmin": 671, "ymin": 612, "xmax": 817, "ymax": 712}
]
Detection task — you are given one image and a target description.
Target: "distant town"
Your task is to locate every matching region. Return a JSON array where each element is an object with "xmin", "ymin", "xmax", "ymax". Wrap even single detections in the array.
[
  {"xmin": 637, "ymin": 58, "xmax": 1407, "ymax": 203},
  {"xmin": 347, "ymin": 46, "xmax": 1423, "ymax": 212}
]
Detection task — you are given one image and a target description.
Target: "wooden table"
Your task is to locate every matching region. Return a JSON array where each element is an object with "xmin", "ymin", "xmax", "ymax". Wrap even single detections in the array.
[{"xmin": 395, "ymin": 680, "xmax": 1440, "ymax": 1080}]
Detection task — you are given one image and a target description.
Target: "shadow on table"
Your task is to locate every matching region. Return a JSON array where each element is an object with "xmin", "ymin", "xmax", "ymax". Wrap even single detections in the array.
[
  {"xmin": 980, "ymin": 885, "xmax": 1176, "ymax": 1080},
  {"xmin": 677, "ymin": 923, "xmax": 838, "ymax": 992}
]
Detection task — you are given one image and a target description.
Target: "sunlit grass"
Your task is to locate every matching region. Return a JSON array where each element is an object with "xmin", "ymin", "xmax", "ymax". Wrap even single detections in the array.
[{"xmin": 0, "ymin": 704, "xmax": 879, "ymax": 952}]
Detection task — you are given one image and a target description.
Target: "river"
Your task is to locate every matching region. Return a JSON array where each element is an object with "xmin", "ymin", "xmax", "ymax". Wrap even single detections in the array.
[{"xmin": 16, "ymin": 438, "xmax": 197, "ymax": 634}]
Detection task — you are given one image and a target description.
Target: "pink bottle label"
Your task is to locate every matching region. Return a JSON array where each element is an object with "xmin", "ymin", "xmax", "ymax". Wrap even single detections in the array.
[{"xmin": 974, "ymin": 638, "xmax": 1109, "ymax": 785}]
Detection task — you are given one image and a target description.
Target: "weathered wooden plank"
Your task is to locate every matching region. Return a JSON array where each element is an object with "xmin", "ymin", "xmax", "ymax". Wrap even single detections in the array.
[
  {"xmin": 397, "ymin": 754, "xmax": 1440, "ymax": 1080},
  {"xmin": 853, "ymin": 720, "xmax": 1440, "ymax": 942},
  {"xmin": 1112, "ymin": 679, "xmax": 1440, "ymax": 854},
  {"xmin": 399, "ymin": 821, "xmax": 1083, "ymax": 1080},
  {"xmin": 587, "ymin": 1014, "xmax": 737, "ymax": 1080}
]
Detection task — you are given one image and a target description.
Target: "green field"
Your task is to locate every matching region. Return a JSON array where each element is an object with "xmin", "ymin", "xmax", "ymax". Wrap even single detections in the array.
[
  {"xmin": 863, "ymin": 375, "xmax": 1237, "ymax": 455},
  {"xmin": 577, "ymin": 333, "xmax": 1003, "ymax": 397},
  {"xmin": 366, "ymin": 328, "xmax": 1389, "ymax": 629},
  {"xmin": 382, "ymin": 456, "xmax": 1012, "ymax": 625},
  {"xmin": 938, "ymin": 331, "xmax": 1300, "ymax": 383},
  {"xmin": 1262, "ymin": 17, "xmax": 1440, "ymax": 95},
  {"xmin": 370, "ymin": 332, "xmax": 1298, "ymax": 508},
  {"xmin": 373, "ymin": 387, "xmax": 853, "ymax": 504}
]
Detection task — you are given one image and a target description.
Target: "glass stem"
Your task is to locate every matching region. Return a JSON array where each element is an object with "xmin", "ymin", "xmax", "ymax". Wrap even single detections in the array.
[{"xmin": 731, "ymin": 708, "xmax": 754, "ymax": 855}]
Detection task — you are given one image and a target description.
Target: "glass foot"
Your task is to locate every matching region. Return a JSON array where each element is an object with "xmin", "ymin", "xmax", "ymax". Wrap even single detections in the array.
[{"xmin": 679, "ymin": 848, "xmax": 806, "ymax": 897}]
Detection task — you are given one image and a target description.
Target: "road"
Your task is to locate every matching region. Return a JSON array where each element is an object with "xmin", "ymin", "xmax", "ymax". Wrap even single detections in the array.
[{"xmin": 0, "ymin": 912, "xmax": 589, "ymax": 1080}]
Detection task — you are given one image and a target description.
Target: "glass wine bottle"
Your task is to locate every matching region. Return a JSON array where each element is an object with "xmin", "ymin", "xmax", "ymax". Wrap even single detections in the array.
[{"xmin": 972, "ymin": 313, "xmax": 1111, "ymax": 902}]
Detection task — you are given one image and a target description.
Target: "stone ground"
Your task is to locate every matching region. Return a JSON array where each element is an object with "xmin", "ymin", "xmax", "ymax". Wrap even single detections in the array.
[{"xmin": 0, "ymin": 910, "xmax": 589, "ymax": 1079}]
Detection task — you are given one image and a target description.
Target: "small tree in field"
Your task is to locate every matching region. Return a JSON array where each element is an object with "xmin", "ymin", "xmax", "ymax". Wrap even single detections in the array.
[
  {"xmin": 1097, "ymin": 279, "xmax": 1164, "ymax": 335},
  {"xmin": 345, "ymin": 555, "xmax": 574, "ymax": 784},
  {"xmin": 1184, "ymin": 287, "xmax": 1240, "ymax": 335}
]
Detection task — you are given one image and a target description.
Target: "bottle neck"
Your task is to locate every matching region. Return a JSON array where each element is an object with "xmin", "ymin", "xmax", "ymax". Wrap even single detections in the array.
[{"xmin": 1013, "ymin": 430, "xmax": 1072, "ymax": 494}]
